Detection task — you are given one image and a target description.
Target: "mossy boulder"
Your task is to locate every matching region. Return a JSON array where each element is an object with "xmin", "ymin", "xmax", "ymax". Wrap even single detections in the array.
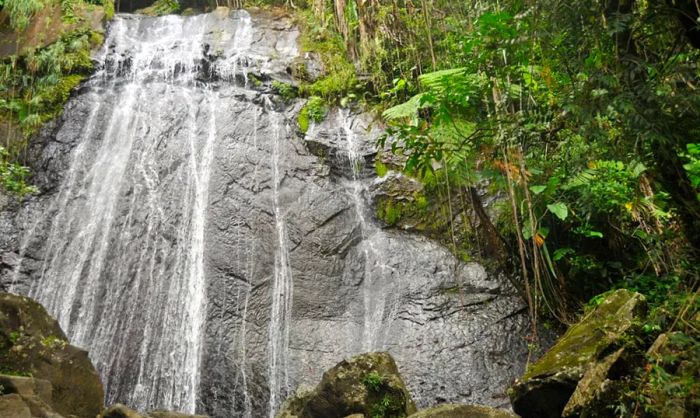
[
  {"xmin": 0, "ymin": 292, "xmax": 104, "ymax": 418},
  {"xmin": 407, "ymin": 404, "xmax": 518, "ymax": 418},
  {"xmin": 509, "ymin": 289, "xmax": 646, "ymax": 418},
  {"xmin": 277, "ymin": 352, "xmax": 416, "ymax": 418}
]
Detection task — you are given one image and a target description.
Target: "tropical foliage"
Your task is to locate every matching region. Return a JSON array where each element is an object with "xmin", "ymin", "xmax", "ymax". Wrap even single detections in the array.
[{"xmin": 0, "ymin": 0, "xmax": 111, "ymax": 196}]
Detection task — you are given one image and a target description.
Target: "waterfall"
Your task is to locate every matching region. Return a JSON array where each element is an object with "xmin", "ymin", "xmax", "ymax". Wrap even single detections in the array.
[
  {"xmin": 14, "ymin": 10, "xmax": 258, "ymax": 413},
  {"xmin": 267, "ymin": 98, "xmax": 294, "ymax": 418},
  {"xmin": 4, "ymin": 7, "xmax": 532, "ymax": 417},
  {"xmin": 335, "ymin": 110, "xmax": 399, "ymax": 352}
]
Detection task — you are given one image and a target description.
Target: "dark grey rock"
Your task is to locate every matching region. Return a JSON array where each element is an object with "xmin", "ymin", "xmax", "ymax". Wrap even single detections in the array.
[{"xmin": 0, "ymin": 8, "xmax": 531, "ymax": 418}]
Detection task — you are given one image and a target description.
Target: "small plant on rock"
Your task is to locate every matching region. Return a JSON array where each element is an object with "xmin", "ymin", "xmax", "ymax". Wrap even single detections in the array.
[
  {"xmin": 272, "ymin": 80, "xmax": 297, "ymax": 101},
  {"xmin": 40, "ymin": 335, "xmax": 67, "ymax": 349},
  {"xmin": 362, "ymin": 371, "xmax": 385, "ymax": 392},
  {"xmin": 298, "ymin": 96, "xmax": 327, "ymax": 133}
]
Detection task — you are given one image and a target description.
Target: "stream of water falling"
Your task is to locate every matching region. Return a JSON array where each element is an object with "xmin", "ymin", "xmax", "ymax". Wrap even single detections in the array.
[
  {"xmin": 335, "ymin": 110, "xmax": 399, "ymax": 352},
  {"xmin": 267, "ymin": 98, "xmax": 294, "ymax": 418},
  {"xmin": 10, "ymin": 11, "xmax": 257, "ymax": 413}
]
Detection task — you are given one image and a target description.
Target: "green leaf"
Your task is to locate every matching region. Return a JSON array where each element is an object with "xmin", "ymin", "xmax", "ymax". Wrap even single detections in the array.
[
  {"xmin": 553, "ymin": 247, "xmax": 575, "ymax": 261},
  {"xmin": 382, "ymin": 93, "xmax": 429, "ymax": 121},
  {"xmin": 584, "ymin": 230, "xmax": 604, "ymax": 238},
  {"xmin": 630, "ymin": 161, "xmax": 646, "ymax": 178},
  {"xmin": 547, "ymin": 202, "xmax": 568, "ymax": 220},
  {"xmin": 530, "ymin": 185, "xmax": 546, "ymax": 195}
]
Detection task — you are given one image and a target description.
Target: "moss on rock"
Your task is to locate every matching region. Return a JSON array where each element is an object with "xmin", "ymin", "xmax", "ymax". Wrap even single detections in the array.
[
  {"xmin": 277, "ymin": 352, "xmax": 416, "ymax": 418},
  {"xmin": 0, "ymin": 293, "xmax": 104, "ymax": 418},
  {"xmin": 509, "ymin": 289, "xmax": 647, "ymax": 418}
]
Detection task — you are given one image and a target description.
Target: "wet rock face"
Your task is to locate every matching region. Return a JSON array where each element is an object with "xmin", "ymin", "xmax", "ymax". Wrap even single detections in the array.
[
  {"xmin": 0, "ymin": 293, "xmax": 104, "ymax": 418},
  {"xmin": 0, "ymin": 9, "xmax": 530, "ymax": 418}
]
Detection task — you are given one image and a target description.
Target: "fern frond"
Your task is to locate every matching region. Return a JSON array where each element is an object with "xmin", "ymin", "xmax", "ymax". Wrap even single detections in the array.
[{"xmin": 382, "ymin": 93, "xmax": 429, "ymax": 122}]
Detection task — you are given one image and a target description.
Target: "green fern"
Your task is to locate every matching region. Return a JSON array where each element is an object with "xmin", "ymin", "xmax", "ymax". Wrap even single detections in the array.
[{"xmin": 382, "ymin": 93, "xmax": 428, "ymax": 122}]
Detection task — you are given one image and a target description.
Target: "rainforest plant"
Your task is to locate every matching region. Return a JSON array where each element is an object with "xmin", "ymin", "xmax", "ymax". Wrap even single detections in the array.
[{"xmin": 379, "ymin": 0, "xmax": 700, "ymax": 327}]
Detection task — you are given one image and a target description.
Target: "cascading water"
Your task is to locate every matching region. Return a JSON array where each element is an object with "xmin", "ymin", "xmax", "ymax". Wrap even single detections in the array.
[
  {"xmin": 10, "ymin": 10, "xmax": 262, "ymax": 414},
  {"xmin": 334, "ymin": 110, "xmax": 399, "ymax": 351},
  {"xmin": 3, "ymin": 7, "xmax": 532, "ymax": 418},
  {"xmin": 266, "ymin": 98, "xmax": 294, "ymax": 418}
]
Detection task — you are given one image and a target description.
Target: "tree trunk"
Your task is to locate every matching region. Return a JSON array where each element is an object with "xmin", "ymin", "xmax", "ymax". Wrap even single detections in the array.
[
  {"xmin": 420, "ymin": 0, "xmax": 437, "ymax": 70},
  {"xmin": 468, "ymin": 187, "xmax": 508, "ymax": 264},
  {"xmin": 356, "ymin": 0, "xmax": 378, "ymax": 58}
]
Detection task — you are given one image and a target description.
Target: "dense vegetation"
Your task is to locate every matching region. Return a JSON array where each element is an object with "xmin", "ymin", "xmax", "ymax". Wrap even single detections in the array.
[
  {"xmin": 281, "ymin": 1, "xmax": 700, "ymax": 312},
  {"xmin": 0, "ymin": 0, "xmax": 111, "ymax": 196}
]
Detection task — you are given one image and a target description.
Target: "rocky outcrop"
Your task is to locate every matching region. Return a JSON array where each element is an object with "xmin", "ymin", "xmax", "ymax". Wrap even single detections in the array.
[
  {"xmin": 0, "ymin": 8, "xmax": 531, "ymax": 417},
  {"xmin": 408, "ymin": 404, "xmax": 518, "ymax": 418},
  {"xmin": 509, "ymin": 289, "xmax": 647, "ymax": 418},
  {"xmin": 0, "ymin": 292, "xmax": 104, "ymax": 418},
  {"xmin": 277, "ymin": 352, "xmax": 416, "ymax": 418}
]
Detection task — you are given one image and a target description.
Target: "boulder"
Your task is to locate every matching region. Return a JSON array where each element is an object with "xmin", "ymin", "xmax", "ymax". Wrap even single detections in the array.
[
  {"xmin": 509, "ymin": 289, "xmax": 646, "ymax": 418},
  {"xmin": 0, "ymin": 292, "xmax": 104, "ymax": 418},
  {"xmin": 277, "ymin": 352, "xmax": 417, "ymax": 418},
  {"xmin": 0, "ymin": 3, "xmax": 106, "ymax": 57},
  {"xmin": 0, "ymin": 375, "xmax": 67, "ymax": 417},
  {"xmin": 0, "ymin": 374, "xmax": 53, "ymax": 404},
  {"xmin": 561, "ymin": 347, "xmax": 625, "ymax": 417},
  {"xmin": 100, "ymin": 403, "xmax": 209, "ymax": 418},
  {"xmin": 0, "ymin": 394, "xmax": 33, "ymax": 418},
  {"xmin": 408, "ymin": 404, "xmax": 518, "ymax": 418}
]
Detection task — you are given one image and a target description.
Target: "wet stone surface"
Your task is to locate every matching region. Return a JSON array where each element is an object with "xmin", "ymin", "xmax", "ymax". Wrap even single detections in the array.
[{"xmin": 0, "ymin": 8, "xmax": 530, "ymax": 418}]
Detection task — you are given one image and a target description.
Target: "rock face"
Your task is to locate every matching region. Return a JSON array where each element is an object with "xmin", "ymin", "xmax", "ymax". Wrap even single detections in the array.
[
  {"xmin": 408, "ymin": 404, "xmax": 518, "ymax": 418},
  {"xmin": 509, "ymin": 289, "xmax": 647, "ymax": 418},
  {"xmin": 0, "ymin": 292, "xmax": 104, "ymax": 418},
  {"xmin": 0, "ymin": 8, "xmax": 531, "ymax": 418},
  {"xmin": 277, "ymin": 352, "xmax": 416, "ymax": 418}
]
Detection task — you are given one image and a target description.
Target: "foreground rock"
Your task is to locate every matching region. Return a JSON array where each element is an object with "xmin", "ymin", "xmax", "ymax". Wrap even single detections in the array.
[
  {"xmin": 99, "ymin": 404, "xmax": 208, "ymax": 418},
  {"xmin": 277, "ymin": 352, "xmax": 417, "ymax": 418},
  {"xmin": 0, "ymin": 292, "xmax": 104, "ymax": 418},
  {"xmin": 0, "ymin": 374, "xmax": 60, "ymax": 418},
  {"xmin": 408, "ymin": 404, "xmax": 518, "ymax": 418},
  {"xmin": 509, "ymin": 289, "xmax": 647, "ymax": 418}
]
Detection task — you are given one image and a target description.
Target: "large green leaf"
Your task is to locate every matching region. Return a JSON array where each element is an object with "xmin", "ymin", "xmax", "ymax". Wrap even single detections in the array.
[
  {"xmin": 382, "ymin": 93, "xmax": 429, "ymax": 122},
  {"xmin": 547, "ymin": 202, "xmax": 568, "ymax": 221}
]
